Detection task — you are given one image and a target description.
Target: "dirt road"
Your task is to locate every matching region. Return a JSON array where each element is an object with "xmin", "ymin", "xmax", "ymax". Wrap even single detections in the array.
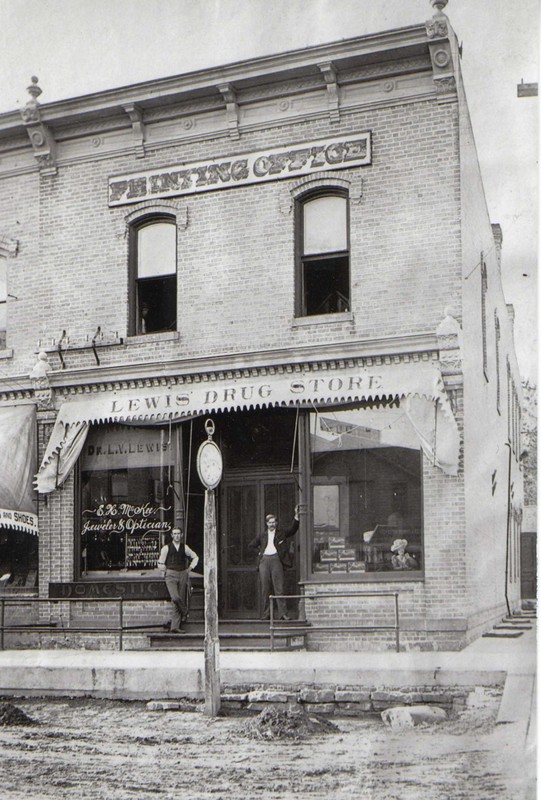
[{"xmin": 0, "ymin": 693, "xmax": 534, "ymax": 799}]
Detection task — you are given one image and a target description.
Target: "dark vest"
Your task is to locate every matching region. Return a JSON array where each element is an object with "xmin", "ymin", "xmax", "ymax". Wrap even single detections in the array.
[{"xmin": 165, "ymin": 543, "xmax": 188, "ymax": 571}]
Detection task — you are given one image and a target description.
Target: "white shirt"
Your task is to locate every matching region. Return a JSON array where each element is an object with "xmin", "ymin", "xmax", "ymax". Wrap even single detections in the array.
[
  {"xmin": 157, "ymin": 541, "xmax": 199, "ymax": 572},
  {"xmin": 263, "ymin": 528, "xmax": 278, "ymax": 555}
]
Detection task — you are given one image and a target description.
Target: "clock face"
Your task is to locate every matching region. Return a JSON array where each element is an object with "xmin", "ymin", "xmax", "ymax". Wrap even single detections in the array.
[{"xmin": 196, "ymin": 440, "xmax": 223, "ymax": 489}]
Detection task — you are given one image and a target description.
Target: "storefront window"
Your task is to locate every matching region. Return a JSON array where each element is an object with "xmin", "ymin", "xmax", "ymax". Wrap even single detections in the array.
[
  {"xmin": 80, "ymin": 425, "xmax": 178, "ymax": 575},
  {"xmin": 0, "ymin": 529, "xmax": 38, "ymax": 590},
  {"xmin": 310, "ymin": 405, "xmax": 423, "ymax": 577}
]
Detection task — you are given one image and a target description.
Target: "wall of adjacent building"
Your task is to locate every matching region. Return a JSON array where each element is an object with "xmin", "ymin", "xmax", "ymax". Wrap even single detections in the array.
[{"xmin": 453, "ymin": 45, "xmax": 523, "ymax": 627}]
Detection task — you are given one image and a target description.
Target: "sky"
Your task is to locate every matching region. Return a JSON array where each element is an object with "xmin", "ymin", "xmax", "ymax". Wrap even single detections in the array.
[{"xmin": 0, "ymin": 0, "xmax": 538, "ymax": 382}]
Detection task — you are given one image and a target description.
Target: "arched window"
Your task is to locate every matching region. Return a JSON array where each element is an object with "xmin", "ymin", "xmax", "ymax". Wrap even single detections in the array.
[
  {"xmin": 296, "ymin": 191, "xmax": 350, "ymax": 316},
  {"xmin": 130, "ymin": 217, "xmax": 177, "ymax": 335}
]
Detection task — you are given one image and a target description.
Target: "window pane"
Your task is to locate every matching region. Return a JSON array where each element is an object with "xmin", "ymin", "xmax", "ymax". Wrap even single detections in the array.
[
  {"xmin": 80, "ymin": 425, "xmax": 175, "ymax": 574},
  {"xmin": 138, "ymin": 275, "xmax": 176, "ymax": 333},
  {"xmin": 137, "ymin": 222, "xmax": 176, "ymax": 278},
  {"xmin": 309, "ymin": 406, "xmax": 423, "ymax": 575},
  {"xmin": 303, "ymin": 195, "xmax": 347, "ymax": 255},
  {"xmin": 303, "ymin": 255, "xmax": 349, "ymax": 315}
]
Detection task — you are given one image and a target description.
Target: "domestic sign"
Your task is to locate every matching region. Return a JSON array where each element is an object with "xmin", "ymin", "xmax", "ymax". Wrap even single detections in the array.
[
  {"xmin": 48, "ymin": 580, "xmax": 171, "ymax": 600},
  {"xmin": 108, "ymin": 133, "xmax": 371, "ymax": 206}
]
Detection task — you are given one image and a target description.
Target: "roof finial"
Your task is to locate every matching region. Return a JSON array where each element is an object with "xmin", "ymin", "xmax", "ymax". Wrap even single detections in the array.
[
  {"xmin": 26, "ymin": 76, "xmax": 42, "ymax": 102},
  {"xmin": 430, "ymin": 0, "xmax": 448, "ymax": 13}
]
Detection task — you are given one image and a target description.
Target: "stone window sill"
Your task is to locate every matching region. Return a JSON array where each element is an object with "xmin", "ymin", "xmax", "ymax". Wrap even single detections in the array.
[
  {"xmin": 125, "ymin": 331, "xmax": 180, "ymax": 345},
  {"xmin": 292, "ymin": 312, "xmax": 354, "ymax": 328},
  {"xmin": 0, "ymin": 348, "xmax": 13, "ymax": 359}
]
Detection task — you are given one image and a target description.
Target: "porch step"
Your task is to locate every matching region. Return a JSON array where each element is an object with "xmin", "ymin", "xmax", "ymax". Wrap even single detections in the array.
[
  {"xmin": 148, "ymin": 619, "xmax": 308, "ymax": 651},
  {"xmin": 482, "ymin": 615, "xmax": 532, "ymax": 639}
]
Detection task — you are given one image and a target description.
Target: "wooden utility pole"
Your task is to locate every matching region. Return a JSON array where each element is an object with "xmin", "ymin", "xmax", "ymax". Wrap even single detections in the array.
[
  {"xmin": 196, "ymin": 419, "xmax": 223, "ymax": 717},
  {"xmin": 203, "ymin": 487, "xmax": 220, "ymax": 716}
]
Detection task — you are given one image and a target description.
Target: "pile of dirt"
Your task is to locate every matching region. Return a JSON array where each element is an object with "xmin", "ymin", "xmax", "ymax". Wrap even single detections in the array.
[
  {"xmin": 243, "ymin": 706, "xmax": 338, "ymax": 740},
  {"xmin": 0, "ymin": 703, "xmax": 37, "ymax": 727}
]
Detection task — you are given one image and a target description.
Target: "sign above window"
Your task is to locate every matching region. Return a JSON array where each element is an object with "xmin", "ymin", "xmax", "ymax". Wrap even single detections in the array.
[{"xmin": 108, "ymin": 133, "xmax": 371, "ymax": 206}]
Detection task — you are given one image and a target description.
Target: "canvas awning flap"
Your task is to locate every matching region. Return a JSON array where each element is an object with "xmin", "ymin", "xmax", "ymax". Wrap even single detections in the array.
[
  {"xmin": 35, "ymin": 361, "xmax": 460, "ymax": 493},
  {"xmin": 0, "ymin": 404, "xmax": 39, "ymax": 534}
]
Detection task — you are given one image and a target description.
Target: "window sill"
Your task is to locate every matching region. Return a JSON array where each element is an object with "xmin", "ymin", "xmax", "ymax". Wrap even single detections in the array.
[
  {"xmin": 0, "ymin": 348, "xmax": 13, "ymax": 360},
  {"xmin": 292, "ymin": 311, "xmax": 354, "ymax": 328},
  {"xmin": 82, "ymin": 571, "xmax": 162, "ymax": 579},
  {"xmin": 301, "ymin": 571, "xmax": 424, "ymax": 584},
  {"xmin": 125, "ymin": 331, "xmax": 180, "ymax": 345}
]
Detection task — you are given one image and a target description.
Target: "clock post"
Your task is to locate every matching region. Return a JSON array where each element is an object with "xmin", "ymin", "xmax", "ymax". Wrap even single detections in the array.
[{"xmin": 196, "ymin": 418, "xmax": 223, "ymax": 717}]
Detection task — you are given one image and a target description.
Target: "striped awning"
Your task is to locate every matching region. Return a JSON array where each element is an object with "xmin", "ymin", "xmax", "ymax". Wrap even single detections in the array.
[
  {"xmin": 36, "ymin": 360, "xmax": 460, "ymax": 492},
  {"xmin": 0, "ymin": 404, "xmax": 38, "ymax": 534}
]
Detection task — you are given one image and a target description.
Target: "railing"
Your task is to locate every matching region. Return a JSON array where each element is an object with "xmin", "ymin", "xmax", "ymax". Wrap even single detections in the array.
[
  {"xmin": 269, "ymin": 591, "xmax": 400, "ymax": 652},
  {"xmin": 0, "ymin": 596, "xmax": 125, "ymax": 651}
]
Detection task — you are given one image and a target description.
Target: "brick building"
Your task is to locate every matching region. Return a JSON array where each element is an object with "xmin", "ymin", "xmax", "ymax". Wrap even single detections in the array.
[{"xmin": 0, "ymin": 0, "xmax": 524, "ymax": 650}]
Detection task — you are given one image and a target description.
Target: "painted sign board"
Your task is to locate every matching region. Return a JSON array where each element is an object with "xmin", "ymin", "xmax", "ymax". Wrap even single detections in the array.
[{"xmin": 108, "ymin": 133, "xmax": 371, "ymax": 206}]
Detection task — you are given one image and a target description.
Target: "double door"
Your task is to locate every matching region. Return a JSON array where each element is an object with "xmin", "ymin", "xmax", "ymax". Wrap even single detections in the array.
[{"xmin": 220, "ymin": 471, "xmax": 298, "ymax": 618}]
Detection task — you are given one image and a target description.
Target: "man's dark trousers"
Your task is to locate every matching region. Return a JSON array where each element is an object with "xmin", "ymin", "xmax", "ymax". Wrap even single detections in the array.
[
  {"xmin": 164, "ymin": 567, "xmax": 189, "ymax": 629},
  {"xmin": 259, "ymin": 553, "xmax": 287, "ymax": 618}
]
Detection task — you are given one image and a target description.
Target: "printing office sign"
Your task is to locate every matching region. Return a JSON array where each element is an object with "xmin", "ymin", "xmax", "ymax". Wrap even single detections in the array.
[{"xmin": 108, "ymin": 133, "xmax": 371, "ymax": 206}]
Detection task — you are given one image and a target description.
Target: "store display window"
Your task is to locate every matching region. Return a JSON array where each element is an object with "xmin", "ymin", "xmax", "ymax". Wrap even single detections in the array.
[
  {"xmin": 80, "ymin": 425, "xmax": 178, "ymax": 575},
  {"xmin": 309, "ymin": 405, "xmax": 423, "ymax": 577},
  {"xmin": 0, "ymin": 529, "xmax": 38, "ymax": 591}
]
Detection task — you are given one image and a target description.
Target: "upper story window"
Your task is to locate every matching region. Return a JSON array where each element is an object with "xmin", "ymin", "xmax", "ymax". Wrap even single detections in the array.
[
  {"xmin": 296, "ymin": 191, "xmax": 350, "ymax": 317},
  {"xmin": 130, "ymin": 217, "xmax": 177, "ymax": 335},
  {"xmin": 0, "ymin": 260, "xmax": 6, "ymax": 348}
]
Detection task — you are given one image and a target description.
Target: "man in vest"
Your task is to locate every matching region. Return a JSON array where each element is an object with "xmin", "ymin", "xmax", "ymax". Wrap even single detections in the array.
[
  {"xmin": 158, "ymin": 527, "xmax": 199, "ymax": 633},
  {"xmin": 250, "ymin": 505, "xmax": 300, "ymax": 621}
]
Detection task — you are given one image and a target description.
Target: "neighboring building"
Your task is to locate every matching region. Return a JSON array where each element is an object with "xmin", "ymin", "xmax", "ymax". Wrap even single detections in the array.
[
  {"xmin": 0, "ymin": 0, "xmax": 524, "ymax": 650},
  {"xmin": 521, "ymin": 381, "xmax": 537, "ymax": 601}
]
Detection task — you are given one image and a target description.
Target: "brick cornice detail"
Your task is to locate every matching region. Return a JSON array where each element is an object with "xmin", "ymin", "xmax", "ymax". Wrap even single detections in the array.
[{"xmin": 51, "ymin": 350, "xmax": 440, "ymax": 399}]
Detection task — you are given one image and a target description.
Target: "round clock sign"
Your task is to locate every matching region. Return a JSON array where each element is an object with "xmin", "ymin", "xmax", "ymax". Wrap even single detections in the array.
[{"xmin": 197, "ymin": 420, "xmax": 223, "ymax": 490}]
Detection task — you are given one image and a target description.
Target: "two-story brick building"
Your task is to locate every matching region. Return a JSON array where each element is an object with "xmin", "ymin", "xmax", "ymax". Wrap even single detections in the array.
[{"xmin": 0, "ymin": 0, "xmax": 524, "ymax": 650}]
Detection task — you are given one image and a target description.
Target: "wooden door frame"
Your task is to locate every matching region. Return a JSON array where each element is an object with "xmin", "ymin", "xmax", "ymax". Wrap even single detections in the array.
[{"xmin": 219, "ymin": 468, "xmax": 300, "ymax": 618}]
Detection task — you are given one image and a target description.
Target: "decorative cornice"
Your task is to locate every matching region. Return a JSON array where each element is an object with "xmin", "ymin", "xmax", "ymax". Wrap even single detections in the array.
[
  {"xmin": 53, "ymin": 348, "xmax": 441, "ymax": 400},
  {"xmin": 425, "ymin": 16, "xmax": 456, "ymax": 97},
  {"xmin": 19, "ymin": 77, "xmax": 57, "ymax": 175},
  {"xmin": 217, "ymin": 83, "xmax": 240, "ymax": 139},
  {"xmin": 426, "ymin": 18, "xmax": 449, "ymax": 39},
  {"xmin": 318, "ymin": 61, "xmax": 340, "ymax": 123},
  {"xmin": 0, "ymin": 333, "xmax": 441, "ymax": 401},
  {"xmin": 122, "ymin": 103, "xmax": 146, "ymax": 158},
  {"xmin": 0, "ymin": 25, "xmax": 430, "ymax": 138}
]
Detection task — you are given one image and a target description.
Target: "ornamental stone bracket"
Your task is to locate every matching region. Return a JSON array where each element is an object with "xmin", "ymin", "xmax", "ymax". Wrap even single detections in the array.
[
  {"xmin": 20, "ymin": 77, "xmax": 57, "ymax": 176},
  {"xmin": 122, "ymin": 103, "xmax": 146, "ymax": 158},
  {"xmin": 318, "ymin": 61, "xmax": 340, "ymax": 123},
  {"xmin": 30, "ymin": 350, "xmax": 54, "ymax": 410},
  {"xmin": 217, "ymin": 83, "xmax": 240, "ymax": 140},
  {"xmin": 425, "ymin": 1, "xmax": 456, "ymax": 96},
  {"xmin": 436, "ymin": 307, "xmax": 463, "ymax": 377}
]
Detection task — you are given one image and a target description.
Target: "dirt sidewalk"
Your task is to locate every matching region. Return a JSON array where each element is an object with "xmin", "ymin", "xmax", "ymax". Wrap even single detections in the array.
[{"xmin": 0, "ymin": 691, "xmax": 534, "ymax": 800}]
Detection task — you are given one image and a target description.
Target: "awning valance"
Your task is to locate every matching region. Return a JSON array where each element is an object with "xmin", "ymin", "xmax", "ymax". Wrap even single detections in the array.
[
  {"xmin": 0, "ymin": 404, "xmax": 38, "ymax": 534},
  {"xmin": 36, "ymin": 360, "xmax": 460, "ymax": 493}
]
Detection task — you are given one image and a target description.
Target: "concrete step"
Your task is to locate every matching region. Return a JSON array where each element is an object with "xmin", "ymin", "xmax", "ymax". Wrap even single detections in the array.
[{"xmin": 148, "ymin": 620, "xmax": 308, "ymax": 650}]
